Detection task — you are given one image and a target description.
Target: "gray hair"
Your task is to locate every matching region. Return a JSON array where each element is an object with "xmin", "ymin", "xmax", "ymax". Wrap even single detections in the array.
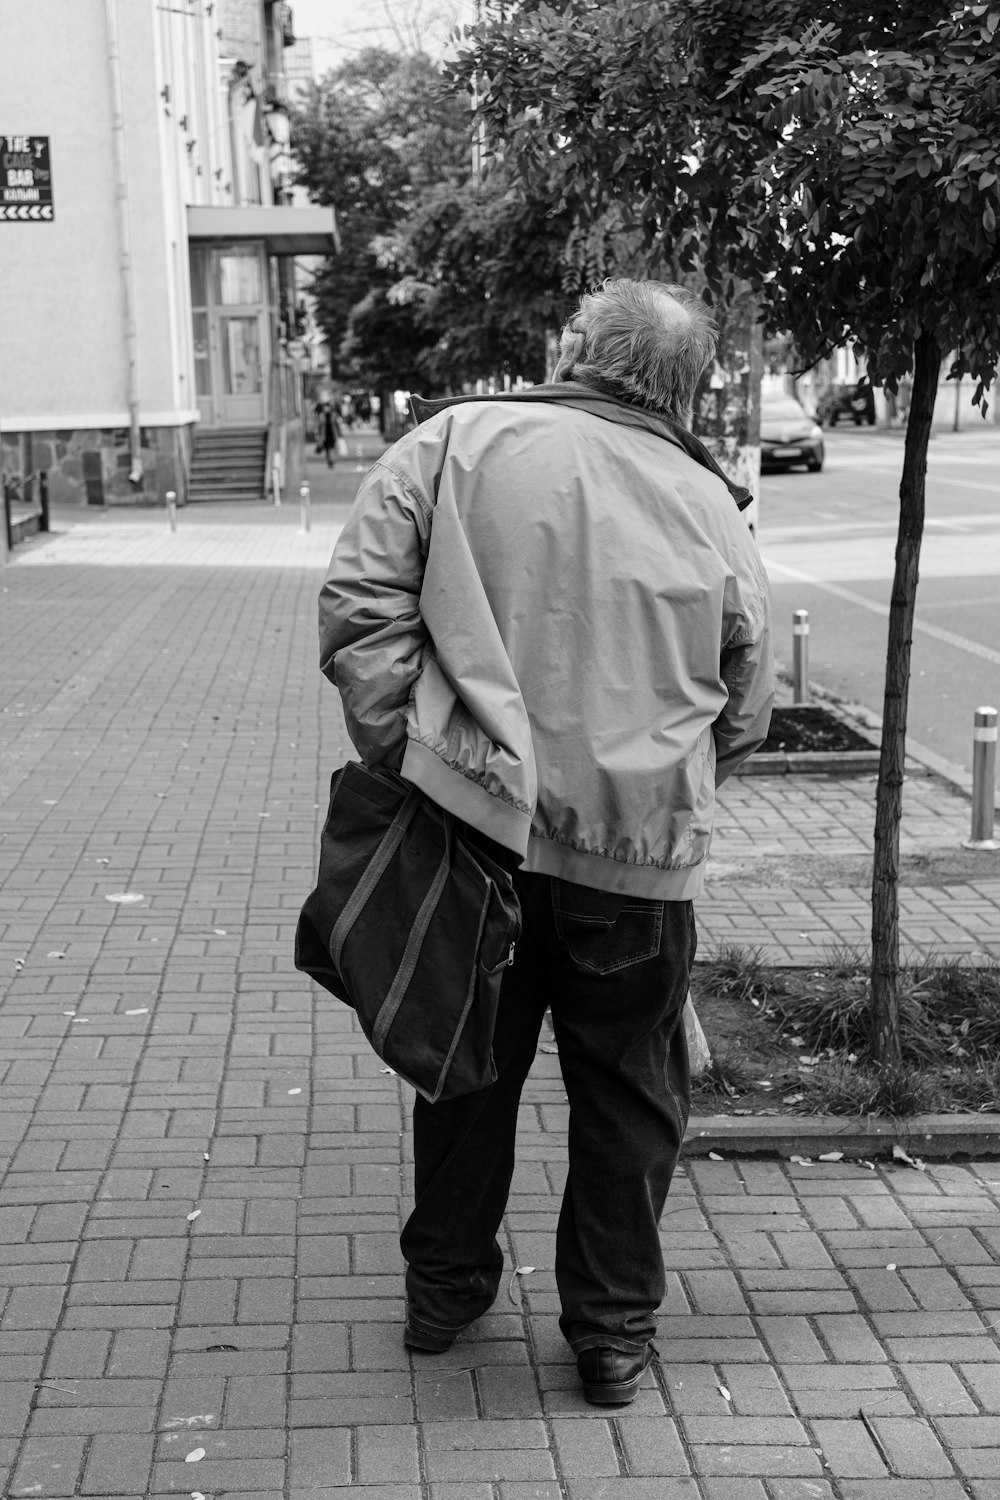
[{"xmin": 558, "ymin": 279, "xmax": 718, "ymax": 424}]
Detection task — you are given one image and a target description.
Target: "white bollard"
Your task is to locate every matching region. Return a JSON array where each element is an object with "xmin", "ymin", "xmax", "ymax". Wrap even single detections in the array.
[
  {"xmin": 166, "ymin": 489, "xmax": 177, "ymax": 532},
  {"xmin": 299, "ymin": 481, "xmax": 311, "ymax": 533},
  {"xmin": 272, "ymin": 457, "xmax": 282, "ymax": 507},
  {"xmin": 792, "ymin": 609, "xmax": 810, "ymax": 705},
  {"xmin": 963, "ymin": 706, "xmax": 999, "ymax": 850}
]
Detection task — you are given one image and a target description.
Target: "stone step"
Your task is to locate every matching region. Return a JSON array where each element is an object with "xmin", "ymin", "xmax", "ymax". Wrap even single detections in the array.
[
  {"xmin": 187, "ymin": 489, "xmax": 264, "ymax": 503},
  {"xmin": 187, "ymin": 480, "xmax": 263, "ymax": 492},
  {"xmin": 189, "ymin": 466, "xmax": 264, "ymax": 481}
]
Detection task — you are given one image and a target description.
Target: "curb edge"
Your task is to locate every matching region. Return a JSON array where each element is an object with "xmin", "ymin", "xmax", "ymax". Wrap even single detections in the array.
[{"xmin": 684, "ymin": 1111, "xmax": 1000, "ymax": 1160}]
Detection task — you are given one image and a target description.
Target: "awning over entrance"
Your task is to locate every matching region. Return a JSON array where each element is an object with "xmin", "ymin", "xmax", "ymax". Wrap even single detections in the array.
[{"xmin": 186, "ymin": 204, "xmax": 338, "ymax": 256}]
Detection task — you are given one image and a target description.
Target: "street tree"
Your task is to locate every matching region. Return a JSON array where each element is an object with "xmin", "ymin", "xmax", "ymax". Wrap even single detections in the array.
[
  {"xmin": 454, "ymin": 0, "xmax": 1000, "ymax": 1066},
  {"xmin": 291, "ymin": 47, "xmax": 470, "ymax": 390},
  {"xmin": 376, "ymin": 159, "xmax": 646, "ymax": 387},
  {"xmin": 291, "ymin": 47, "xmax": 607, "ymax": 395}
]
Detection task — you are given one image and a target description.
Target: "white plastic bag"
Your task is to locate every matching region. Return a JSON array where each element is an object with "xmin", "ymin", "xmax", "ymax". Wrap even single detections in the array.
[{"xmin": 683, "ymin": 990, "xmax": 712, "ymax": 1076}]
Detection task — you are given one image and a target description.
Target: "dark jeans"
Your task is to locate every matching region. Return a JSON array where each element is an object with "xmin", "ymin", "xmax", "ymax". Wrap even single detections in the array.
[{"xmin": 400, "ymin": 871, "xmax": 696, "ymax": 1354}]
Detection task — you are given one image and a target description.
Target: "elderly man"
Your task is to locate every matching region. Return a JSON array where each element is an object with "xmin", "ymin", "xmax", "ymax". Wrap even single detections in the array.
[{"xmin": 318, "ymin": 278, "xmax": 773, "ymax": 1404}]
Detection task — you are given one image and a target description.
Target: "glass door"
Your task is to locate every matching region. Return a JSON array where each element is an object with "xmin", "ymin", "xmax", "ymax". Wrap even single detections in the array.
[
  {"xmin": 189, "ymin": 244, "xmax": 269, "ymax": 427},
  {"xmin": 220, "ymin": 313, "xmax": 264, "ymax": 423}
]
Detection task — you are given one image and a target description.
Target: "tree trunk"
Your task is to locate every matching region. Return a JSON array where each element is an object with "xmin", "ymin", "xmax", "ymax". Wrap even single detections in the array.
[{"xmin": 870, "ymin": 333, "xmax": 941, "ymax": 1066}]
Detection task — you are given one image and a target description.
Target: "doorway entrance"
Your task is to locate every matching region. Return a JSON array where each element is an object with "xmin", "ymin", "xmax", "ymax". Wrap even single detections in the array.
[{"xmin": 190, "ymin": 244, "xmax": 270, "ymax": 427}]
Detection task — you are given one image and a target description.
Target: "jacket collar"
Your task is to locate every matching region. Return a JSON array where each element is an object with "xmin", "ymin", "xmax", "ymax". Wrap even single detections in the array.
[{"xmin": 408, "ymin": 384, "xmax": 754, "ymax": 512}]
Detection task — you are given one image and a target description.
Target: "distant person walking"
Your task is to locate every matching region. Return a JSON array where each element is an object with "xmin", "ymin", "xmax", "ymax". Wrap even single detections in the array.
[
  {"xmin": 314, "ymin": 397, "xmax": 341, "ymax": 468},
  {"xmin": 317, "ymin": 278, "xmax": 774, "ymax": 1405}
]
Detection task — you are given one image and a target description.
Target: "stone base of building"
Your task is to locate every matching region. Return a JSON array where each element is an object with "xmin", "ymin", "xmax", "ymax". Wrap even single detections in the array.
[{"xmin": 2, "ymin": 424, "xmax": 194, "ymax": 509}]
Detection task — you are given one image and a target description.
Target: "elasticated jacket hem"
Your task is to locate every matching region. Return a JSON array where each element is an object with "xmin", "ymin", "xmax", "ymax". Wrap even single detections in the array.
[
  {"xmin": 402, "ymin": 738, "xmax": 532, "ymax": 860},
  {"xmin": 523, "ymin": 829, "xmax": 705, "ymax": 901}
]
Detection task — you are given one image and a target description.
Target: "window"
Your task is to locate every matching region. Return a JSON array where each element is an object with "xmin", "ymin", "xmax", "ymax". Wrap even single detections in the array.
[{"xmin": 216, "ymin": 248, "xmax": 262, "ymax": 305}]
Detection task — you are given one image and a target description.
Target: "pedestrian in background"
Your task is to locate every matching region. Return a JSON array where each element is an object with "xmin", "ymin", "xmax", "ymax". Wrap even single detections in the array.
[
  {"xmin": 317, "ymin": 278, "xmax": 774, "ymax": 1405},
  {"xmin": 314, "ymin": 396, "xmax": 341, "ymax": 467}
]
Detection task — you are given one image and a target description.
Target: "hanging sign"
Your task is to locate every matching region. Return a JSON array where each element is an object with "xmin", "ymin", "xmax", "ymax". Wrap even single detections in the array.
[{"xmin": 1, "ymin": 136, "xmax": 53, "ymax": 221}]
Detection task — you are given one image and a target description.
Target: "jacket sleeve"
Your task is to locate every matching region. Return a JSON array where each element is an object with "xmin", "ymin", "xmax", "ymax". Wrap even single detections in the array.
[
  {"xmin": 713, "ymin": 567, "xmax": 775, "ymax": 786},
  {"xmin": 318, "ymin": 459, "xmax": 433, "ymax": 767}
]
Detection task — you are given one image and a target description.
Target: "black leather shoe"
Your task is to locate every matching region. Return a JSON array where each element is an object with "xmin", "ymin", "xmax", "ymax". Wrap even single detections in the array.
[
  {"xmin": 577, "ymin": 1344, "xmax": 656, "ymax": 1405},
  {"xmin": 404, "ymin": 1321, "xmax": 456, "ymax": 1352},
  {"xmin": 403, "ymin": 1311, "xmax": 470, "ymax": 1353}
]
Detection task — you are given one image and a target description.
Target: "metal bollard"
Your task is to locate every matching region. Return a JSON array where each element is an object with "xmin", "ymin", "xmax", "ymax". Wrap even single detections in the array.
[
  {"xmin": 792, "ymin": 609, "xmax": 810, "ymax": 705},
  {"xmin": 299, "ymin": 481, "xmax": 311, "ymax": 533},
  {"xmin": 963, "ymin": 706, "xmax": 999, "ymax": 850},
  {"xmin": 272, "ymin": 457, "xmax": 282, "ymax": 507},
  {"xmin": 166, "ymin": 489, "xmax": 177, "ymax": 532}
]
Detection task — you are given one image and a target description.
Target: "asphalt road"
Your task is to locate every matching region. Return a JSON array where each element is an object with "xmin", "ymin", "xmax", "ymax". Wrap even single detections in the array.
[{"xmin": 758, "ymin": 417, "xmax": 1000, "ymax": 779}]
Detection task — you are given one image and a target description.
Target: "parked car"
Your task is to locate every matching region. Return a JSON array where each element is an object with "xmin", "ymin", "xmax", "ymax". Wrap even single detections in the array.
[
  {"xmin": 816, "ymin": 381, "xmax": 877, "ymax": 426},
  {"xmin": 760, "ymin": 394, "xmax": 825, "ymax": 473}
]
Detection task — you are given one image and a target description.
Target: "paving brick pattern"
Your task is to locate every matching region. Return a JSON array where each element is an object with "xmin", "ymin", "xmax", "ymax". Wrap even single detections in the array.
[
  {"xmin": 2, "ymin": 445, "xmax": 1000, "ymax": 1496},
  {"xmin": 705, "ymin": 777, "xmax": 1000, "ymax": 965}
]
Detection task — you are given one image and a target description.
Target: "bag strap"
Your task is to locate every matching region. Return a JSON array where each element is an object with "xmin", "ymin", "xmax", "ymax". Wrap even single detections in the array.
[
  {"xmin": 329, "ymin": 782, "xmax": 423, "ymax": 971},
  {"xmin": 371, "ymin": 813, "xmax": 453, "ymax": 1053}
]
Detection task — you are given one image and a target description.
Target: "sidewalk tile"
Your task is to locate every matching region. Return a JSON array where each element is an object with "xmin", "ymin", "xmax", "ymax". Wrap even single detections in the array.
[
  {"xmin": 356, "ymin": 1424, "xmax": 420, "ymax": 1484},
  {"xmin": 549, "ymin": 1416, "xmax": 619, "ymax": 1476},
  {"xmin": 10, "ymin": 1436, "xmax": 88, "ymax": 1495},
  {"xmin": 81, "ymin": 1434, "xmax": 155, "ymax": 1494},
  {"xmin": 616, "ymin": 1415, "xmax": 690, "ymax": 1475},
  {"xmin": 812, "ymin": 1418, "xmax": 887, "ymax": 1477}
]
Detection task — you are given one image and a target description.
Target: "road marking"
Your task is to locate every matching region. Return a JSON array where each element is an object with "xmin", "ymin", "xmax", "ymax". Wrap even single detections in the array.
[
  {"xmin": 927, "ymin": 476, "xmax": 999, "ymax": 494},
  {"xmin": 762, "ymin": 556, "xmax": 1000, "ymax": 668}
]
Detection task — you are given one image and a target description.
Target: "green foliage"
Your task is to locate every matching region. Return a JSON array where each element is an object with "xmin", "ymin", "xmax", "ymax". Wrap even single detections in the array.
[
  {"xmin": 291, "ymin": 45, "xmax": 622, "ymax": 390},
  {"xmin": 291, "ymin": 48, "xmax": 471, "ymax": 384},
  {"xmin": 378, "ymin": 160, "xmax": 647, "ymax": 387},
  {"xmin": 800, "ymin": 1060, "xmax": 943, "ymax": 1118},
  {"xmin": 457, "ymin": 0, "xmax": 1000, "ymax": 1068},
  {"xmin": 725, "ymin": 3, "xmax": 1000, "ymax": 397},
  {"xmin": 767, "ymin": 954, "xmax": 1000, "ymax": 1066},
  {"xmin": 695, "ymin": 1050, "xmax": 759, "ymax": 1103},
  {"xmin": 692, "ymin": 951, "xmax": 1000, "ymax": 1116},
  {"xmin": 697, "ymin": 944, "xmax": 772, "ymax": 1008},
  {"xmin": 455, "ymin": 0, "xmax": 1000, "ymax": 399}
]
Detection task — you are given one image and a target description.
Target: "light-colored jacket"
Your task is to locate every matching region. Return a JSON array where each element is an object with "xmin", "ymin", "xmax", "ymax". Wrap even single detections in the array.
[{"xmin": 319, "ymin": 384, "xmax": 774, "ymax": 899}]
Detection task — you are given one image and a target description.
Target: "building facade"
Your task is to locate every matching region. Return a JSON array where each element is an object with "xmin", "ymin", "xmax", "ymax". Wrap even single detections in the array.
[{"xmin": 0, "ymin": 0, "xmax": 335, "ymax": 542}]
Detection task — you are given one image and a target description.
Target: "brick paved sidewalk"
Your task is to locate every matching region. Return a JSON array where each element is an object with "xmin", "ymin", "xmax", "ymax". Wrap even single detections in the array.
[
  {"xmin": 2, "ymin": 468, "xmax": 1000, "ymax": 1497},
  {"xmin": 704, "ymin": 772, "xmax": 1000, "ymax": 965}
]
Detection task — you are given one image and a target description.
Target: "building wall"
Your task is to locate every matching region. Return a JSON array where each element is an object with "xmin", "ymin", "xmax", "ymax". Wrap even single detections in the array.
[
  {"xmin": 2, "ymin": 424, "xmax": 194, "ymax": 511},
  {"xmin": 1, "ymin": 0, "xmax": 313, "ymax": 526},
  {"xmin": 0, "ymin": 0, "xmax": 184, "ymax": 428}
]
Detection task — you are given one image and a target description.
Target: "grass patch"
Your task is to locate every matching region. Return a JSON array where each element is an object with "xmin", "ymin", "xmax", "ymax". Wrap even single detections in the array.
[
  {"xmin": 698, "ymin": 943, "xmax": 773, "ymax": 1008},
  {"xmin": 694, "ymin": 1051, "xmax": 760, "ymax": 1103},
  {"xmin": 691, "ymin": 946, "xmax": 1000, "ymax": 1117}
]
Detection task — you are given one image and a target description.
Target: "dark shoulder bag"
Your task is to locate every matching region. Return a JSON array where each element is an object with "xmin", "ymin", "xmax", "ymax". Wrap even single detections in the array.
[{"xmin": 295, "ymin": 761, "xmax": 521, "ymax": 1103}]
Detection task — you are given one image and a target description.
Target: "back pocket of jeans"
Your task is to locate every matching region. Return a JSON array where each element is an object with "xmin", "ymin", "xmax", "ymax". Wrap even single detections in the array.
[{"xmin": 551, "ymin": 880, "xmax": 662, "ymax": 975}]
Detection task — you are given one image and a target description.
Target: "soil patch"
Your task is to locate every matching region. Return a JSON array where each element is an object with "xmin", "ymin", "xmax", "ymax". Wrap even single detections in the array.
[
  {"xmin": 760, "ymin": 705, "xmax": 875, "ymax": 755},
  {"xmin": 689, "ymin": 960, "xmax": 1000, "ymax": 1118},
  {"xmin": 689, "ymin": 982, "xmax": 813, "ymax": 1116}
]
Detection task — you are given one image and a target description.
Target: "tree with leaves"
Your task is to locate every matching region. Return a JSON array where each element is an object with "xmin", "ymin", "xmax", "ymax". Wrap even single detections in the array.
[
  {"xmin": 291, "ymin": 46, "xmax": 610, "ymax": 398},
  {"xmin": 291, "ymin": 47, "xmax": 471, "ymax": 393},
  {"xmin": 454, "ymin": 0, "xmax": 1000, "ymax": 1067},
  {"xmin": 376, "ymin": 159, "xmax": 648, "ymax": 388}
]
